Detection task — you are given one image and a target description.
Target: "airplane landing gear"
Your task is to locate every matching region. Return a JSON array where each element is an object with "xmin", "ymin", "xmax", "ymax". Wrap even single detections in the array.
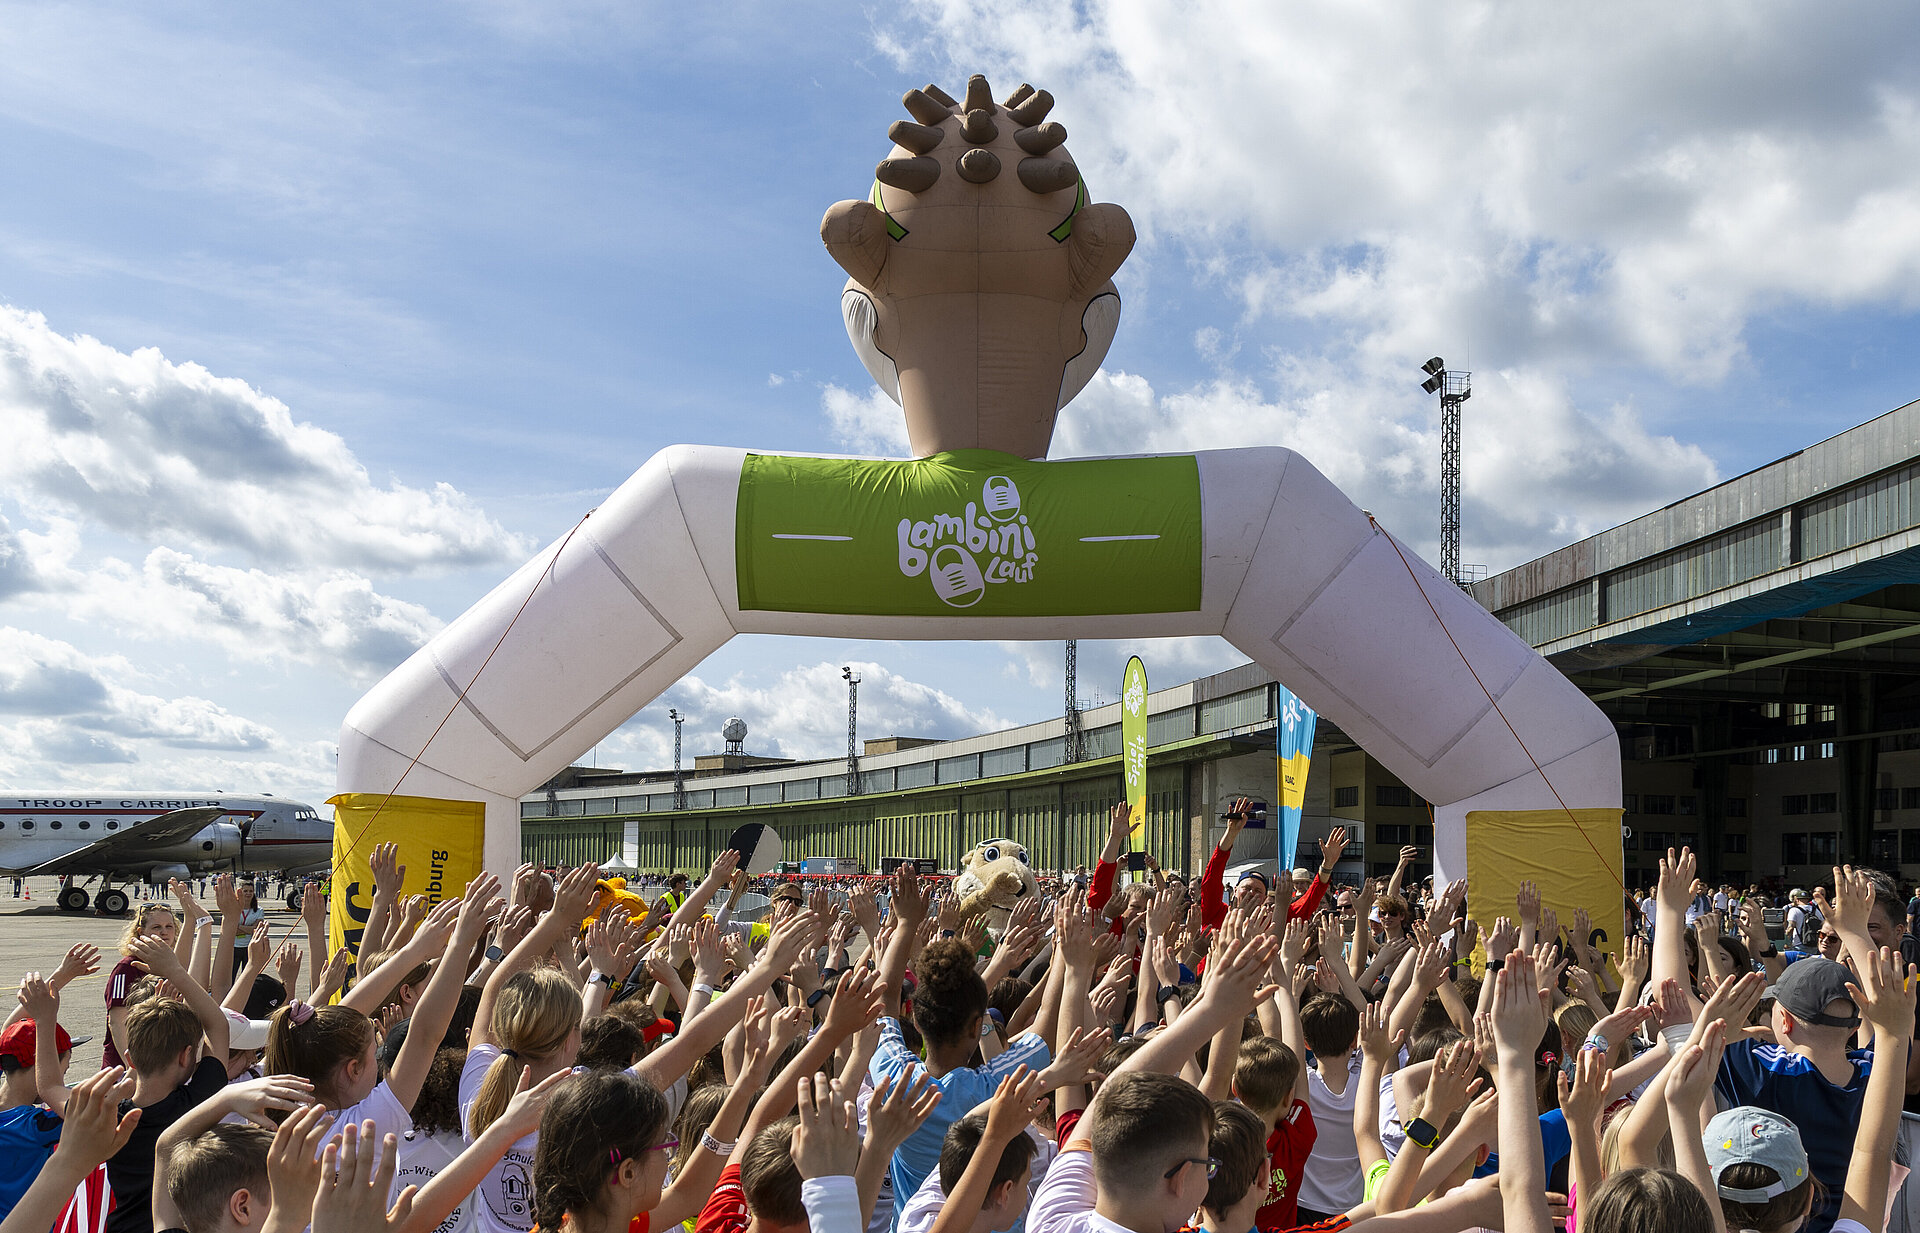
[
  {"xmin": 95, "ymin": 887, "xmax": 129, "ymax": 915},
  {"xmin": 58, "ymin": 882, "xmax": 89, "ymax": 912},
  {"xmin": 285, "ymin": 887, "xmax": 303, "ymax": 913}
]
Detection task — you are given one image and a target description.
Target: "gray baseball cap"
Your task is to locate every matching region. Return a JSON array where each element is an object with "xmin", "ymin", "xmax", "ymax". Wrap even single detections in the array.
[
  {"xmin": 1772, "ymin": 956, "xmax": 1860, "ymax": 1028},
  {"xmin": 1704, "ymin": 1106, "xmax": 1810, "ymax": 1202}
]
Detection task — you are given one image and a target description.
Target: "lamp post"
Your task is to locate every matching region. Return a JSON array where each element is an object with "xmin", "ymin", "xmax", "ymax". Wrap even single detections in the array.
[
  {"xmin": 1419, "ymin": 357, "xmax": 1472, "ymax": 586},
  {"xmin": 843, "ymin": 666, "xmax": 861, "ymax": 796}
]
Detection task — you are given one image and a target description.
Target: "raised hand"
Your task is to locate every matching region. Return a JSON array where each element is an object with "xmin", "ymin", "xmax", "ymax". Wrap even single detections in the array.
[
  {"xmin": 864, "ymin": 1070, "xmax": 942, "ymax": 1155},
  {"xmin": 300, "ymin": 880, "xmax": 327, "ymax": 928},
  {"xmin": 1490, "ymin": 952, "xmax": 1550, "ymax": 1064},
  {"xmin": 1664, "ymin": 1019, "xmax": 1726, "ymax": 1112},
  {"xmin": 892, "ymin": 865, "xmax": 930, "ymax": 925},
  {"xmin": 247, "ymin": 920, "xmax": 273, "ymax": 969},
  {"xmin": 1432, "ymin": 878, "xmax": 1468, "ymax": 928},
  {"xmin": 266, "ymin": 1103, "xmax": 334, "ymax": 1225},
  {"xmin": 1831, "ymin": 865, "xmax": 1878, "ymax": 941},
  {"xmin": 847, "ymin": 883, "xmax": 882, "ymax": 941},
  {"xmin": 214, "ymin": 872, "xmax": 240, "ymax": 916},
  {"xmin": 551, "ymin": 863, "xmax": 602, "ymax": 926},
  {"xmin": 706, "ymin": 847, "xmax": 742, "ymax": 887},
  {"xmin": 1420, "ymin": 1038, "xmax": 1484, "ymax": 1121},
  {"xmin": 313, "ymin": 1120, "xmax": 409, "ymax": 1233},
  {"xmin": 1653, "ymin": 978, "xmax": 1693, "ymax": 1030},
  {"xmin": 1038, "ymin": 1027, "xmax": 1108, "ymax": 1091},
  {"xmin": 1558, "ymin": 1046, "xmax": 1613, "ymax": 1132},
  {"xmin": 497, "ymin": 1069, "xmax": 574, "ymax": 1139},
  {"xmin": 1358, "ymin": 999, "xmax": 1405, "ymax": 1067},
  {"xmin": 1485, "ymin": 916, "xmax": 1519, "ymax": 963},
  {"xmin": 1515, "ymin": 881, "xmax": 1541, "ymax": 926},
  {"xmin": 47, "ymin": 1067, "xmax": 139, "ymax": 1171},
  {"xmin": 985, "ymin": 1066, "xmax": 1047, "ymax": 1143},
  {"xmin": 822, "ymin": 967, "xmax": 888, "ymax": 1039},
  {"xmin": 218, "ymin": 1075, "xmax": 317, "ymax": 1129},
  {"xmin": 1591, "ymin": 1002, "xmax": 1654, "ymax": 1050},
  {"xmin": 1656, "ymin": 847, "xmax": 1697, "ymax": 912},
  {"xmin": 1147, "ymin": 883, "xmax": 1182, "ymax": 938},
  {"xmin": 791, "ymin": 1073, "xmax": 861, "ymax": 1180},
  {"xmin": 1319, "ymin": 825, "xmax": 1349, "ymax": 873},
  {"xmin": 274, "ymin": 941, "xmax": 303, "ymax": 993},
  {"xmin": 128, "ymin": 932, "xmax": 186, "ymax": 979},
  {"xmin": 50, "ymin": 943, "xmax": 101, "ymax": 989},
  {"xmin": 1848, "ymin": 944, "xmax": 1918, "ymax": 1041},
  {"xmin": 371, "ymin": 842, "xmax": 405, "ymax": 898},
  {"xmin": 1697, "ymin": 971, "xmax": 1767, "ymax": 1036}
]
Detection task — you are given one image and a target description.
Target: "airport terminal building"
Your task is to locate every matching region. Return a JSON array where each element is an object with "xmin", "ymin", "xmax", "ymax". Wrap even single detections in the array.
[{"xmin": 522, "ymin": 398, "xmax": 1920, "ymax": 890}]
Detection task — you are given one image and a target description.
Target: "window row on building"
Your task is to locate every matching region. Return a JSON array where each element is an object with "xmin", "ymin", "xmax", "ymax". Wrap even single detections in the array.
[
  {"xmin": 522, "ymin": 768, "xmax": 1196, "ymax": 875},
  {"xmin": 1496, "ymin": 457, "xmax": 1920, "ymax": 645},
  {"xmin": 523, "ymin": 686, "xmax": 1273, "ymax": 821}
]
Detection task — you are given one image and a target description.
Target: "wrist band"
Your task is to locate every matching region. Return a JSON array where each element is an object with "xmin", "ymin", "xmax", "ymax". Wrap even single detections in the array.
[
  {"xmin": 196, "ymin": 917, "xmax": 214, "ymax": 931},
  {"xmin": 691, "ymin": 982, "xmax": 716, "ymax": 997},
  {"xmin": 700, "ymin": 1131, "xmax": 735, "ymax": 1155},
  {"xmin": 1659, "ymin": 1023, "xmax": 1692, "ymax": 1053}
]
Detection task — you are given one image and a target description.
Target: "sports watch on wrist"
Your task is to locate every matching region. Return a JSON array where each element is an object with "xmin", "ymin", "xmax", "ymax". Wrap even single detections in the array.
[{"xmin": 1402, "ymin": 1116, "xmax": 1442, "ymax": 1150}]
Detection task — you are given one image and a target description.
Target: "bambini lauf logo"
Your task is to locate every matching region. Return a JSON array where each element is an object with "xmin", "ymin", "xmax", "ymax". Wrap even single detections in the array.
[{"xmin": 896, "ymin": 475, "xmax": 1038, "ymax": 608}]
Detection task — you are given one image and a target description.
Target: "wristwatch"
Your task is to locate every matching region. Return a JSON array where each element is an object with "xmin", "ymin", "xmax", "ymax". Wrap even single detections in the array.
[
  {"xmin": 485, "ymin": 944, "xmax": 504, "ymax": 962},
  {"xmin": 1484, "ymin": 957, "xmax": 1504, "ymax": 972},
  {"xmin": 1155, "ymin": 985, "xmax": 1180, "ymax": 1006},
  {"xmin": 588, "ymin": 971, "xmax": 612, "ymax": 986},
  {"xmin": 1402, "ymin": 1117, "xmax": 1442, "ymax": 1150}
]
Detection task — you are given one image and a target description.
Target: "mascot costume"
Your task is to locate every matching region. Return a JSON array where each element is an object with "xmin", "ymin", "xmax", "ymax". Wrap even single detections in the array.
[
  {"xmin": 950, "ymin": 837, "xmax": 1040, "ymax": 932},
  {"xmin": 332, "ymin": 75, "xmax": 1623, "ymax": 975}
]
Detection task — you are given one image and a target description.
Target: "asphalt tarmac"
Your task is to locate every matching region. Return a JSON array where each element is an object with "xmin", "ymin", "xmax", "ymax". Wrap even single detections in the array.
[{"xmin": 0, "ymin": 876, "xmax": 302, "ymax": 1064}]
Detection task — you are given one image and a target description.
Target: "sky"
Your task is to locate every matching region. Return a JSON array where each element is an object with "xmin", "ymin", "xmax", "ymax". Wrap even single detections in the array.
[{"xmin": 2, "ymin": 1, "xmax": 1918, "ymax": 810}]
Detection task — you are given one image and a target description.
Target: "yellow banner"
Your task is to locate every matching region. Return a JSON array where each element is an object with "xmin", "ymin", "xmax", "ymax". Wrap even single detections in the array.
[
  {"xmin": 1463, "ymin": 808, "xmax": 1625, "ymax": 977},
  {"xmin": 324, "ymin": 793, "xmax": 486, "ymax": 973},
  {"xmin": 1277, "ymin": 750, "xmax": 1310, "ymax": 813}
]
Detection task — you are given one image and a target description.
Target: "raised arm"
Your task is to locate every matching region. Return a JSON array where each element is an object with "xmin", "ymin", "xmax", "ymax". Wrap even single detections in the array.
[
  {"xmin": 877, "ymin": 865, "xmax": 930, "ymax": 1020},
  {"xmin": 388, "ymin": 874, "xmax": 501, "ymax": 1110},
  {"xmin": 471, "ymin": 863, "xmax": 600, "ymax": 1050},
  {"xmin": 130, "ymin": 933, "xmax": 228, "ymax": 1057},
  {"xmin": 1489, "ymin": 953, "xmax": 1552, "ymax": 1233},
  {"xmin": 300, "ymin": 881, "xmax": 329, "ymax": 999},
  {"xmin": 1651, "ymin": 848, "xmax": 1700, "ymax": 1014},
  {"xmin": 357, "ymin": 843, "xmax": 406, "ymax": 961},
  {"xmin": 1839, "ymin": 945, "xmax": 1918, "ymax": 1230},
  {"xmin": 666, "ymin": 849, "xmax": 741, "ymax": 930},
  {"xmin": 635, "ymin": 907, "xmax": 822, "ymax": 1088}
]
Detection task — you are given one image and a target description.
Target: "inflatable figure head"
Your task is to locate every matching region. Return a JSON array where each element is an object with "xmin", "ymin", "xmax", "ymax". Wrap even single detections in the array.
[
  {"xmin": 950, "ymin": 836, "xmax": 1039, "ymax": 932},
  {"xmin": 580, "ymin": 876, "xmax": 650, "ymax": 930},
  {"xmin": 822, "ymin": 75, "xmax": 1136, "ymax": 461}
]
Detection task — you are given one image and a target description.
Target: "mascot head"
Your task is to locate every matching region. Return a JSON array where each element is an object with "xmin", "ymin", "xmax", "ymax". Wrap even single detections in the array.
[
  {"xmin": 580, "ymin": 876, "xmax": 650, "ymax": 930},
  {"xmin": 821, "ymin": 74, "xmax": 1136, "ymax": 461},
  {"xmin": 951, "ymin": 837, "xmax": 1040, "ymax": 932}
]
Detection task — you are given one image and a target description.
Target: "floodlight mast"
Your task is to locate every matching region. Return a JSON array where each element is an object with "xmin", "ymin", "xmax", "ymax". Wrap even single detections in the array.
[
  {"xmin": 843, "ymin": 666, "xmax": 861, "ymax": 796},
  {"xmin": 1419, "ymin": 357, "xmax": 1472, "ymax": 586},
  {"xmin": 669, "ymin": 708, "xmax": 687, "ymax": 810}
]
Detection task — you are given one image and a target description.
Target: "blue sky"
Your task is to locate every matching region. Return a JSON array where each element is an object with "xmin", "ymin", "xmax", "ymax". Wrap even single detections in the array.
[{"xmin": 3, "ymin": 1, "xmax": 1917, "ymax": 807}]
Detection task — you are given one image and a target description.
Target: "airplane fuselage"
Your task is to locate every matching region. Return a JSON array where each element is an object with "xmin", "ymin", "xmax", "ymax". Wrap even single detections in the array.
[{"xmin": 0, "ymin": 793, "xmax": 331, "ymax": 895}]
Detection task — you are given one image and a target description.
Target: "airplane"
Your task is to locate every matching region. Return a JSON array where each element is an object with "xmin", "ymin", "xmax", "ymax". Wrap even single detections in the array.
[{"xmin": 0, "ymin": 793, "xmax": 333, "ymax": 914}]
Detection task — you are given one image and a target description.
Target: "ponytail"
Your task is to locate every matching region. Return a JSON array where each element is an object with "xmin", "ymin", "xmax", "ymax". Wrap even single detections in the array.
[
  {"xmin": 263, "ymin": 1002, "xmax": 374, "ymax": 1104},
  {"xmin": 469, "ymin": 969, "xmax": 581, "ymax": 1137}
]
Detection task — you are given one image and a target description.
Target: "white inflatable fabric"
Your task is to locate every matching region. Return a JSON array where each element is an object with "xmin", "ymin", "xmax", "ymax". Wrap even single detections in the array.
[{"xmin": 335, "ymin": 443, "xmax": 1619, "ymax": 885}]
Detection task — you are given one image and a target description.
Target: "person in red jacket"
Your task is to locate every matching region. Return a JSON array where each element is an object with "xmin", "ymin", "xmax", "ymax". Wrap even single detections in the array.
[{"xmin": 1197, "ymin": 801, "xmax": 1348, "ymax": 931}]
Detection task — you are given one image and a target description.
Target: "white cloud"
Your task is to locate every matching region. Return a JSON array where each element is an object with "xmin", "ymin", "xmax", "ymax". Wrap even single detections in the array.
[
  {"xmin": 1050, "ymin": 366, "xmax": 1714, "ymax": 568},
  {"xmin": 838, "ymin": 4, "xmax": 1917, "ymax": 565},
  {"xmin": 821, "ymin": 383, "xmax": 911, "ymax": 457},
  {"xmin": 593, "ymin": 660, "xmax": 1009, "ymax": 770},
  {"xmin": 0, "ymin": 305, "xmax": 528, "ymax": 574},
  {"xmin": 883, "ymin": 3, "xmax": 1920, "ymax": 382},
  {"xmin": 0, "ymin": 627, "xmax": 278, "ymax": 778}
]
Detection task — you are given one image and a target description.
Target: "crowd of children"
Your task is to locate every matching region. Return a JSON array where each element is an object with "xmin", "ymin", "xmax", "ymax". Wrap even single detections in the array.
[{"xmin": 1, "ymin": 798, "xmax": 1914, "ymax": 1233}]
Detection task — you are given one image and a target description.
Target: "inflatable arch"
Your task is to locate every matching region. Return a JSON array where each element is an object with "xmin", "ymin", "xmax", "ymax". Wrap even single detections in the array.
[{"xmin": 335, "ymin": 75, "xmax": 1622, "ymax": 943}]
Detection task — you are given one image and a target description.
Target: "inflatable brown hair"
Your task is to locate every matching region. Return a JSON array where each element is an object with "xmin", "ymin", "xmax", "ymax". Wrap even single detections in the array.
[{"xmin": 822, "ymin": 75, "xmax": 1136, "ymax": 460}]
